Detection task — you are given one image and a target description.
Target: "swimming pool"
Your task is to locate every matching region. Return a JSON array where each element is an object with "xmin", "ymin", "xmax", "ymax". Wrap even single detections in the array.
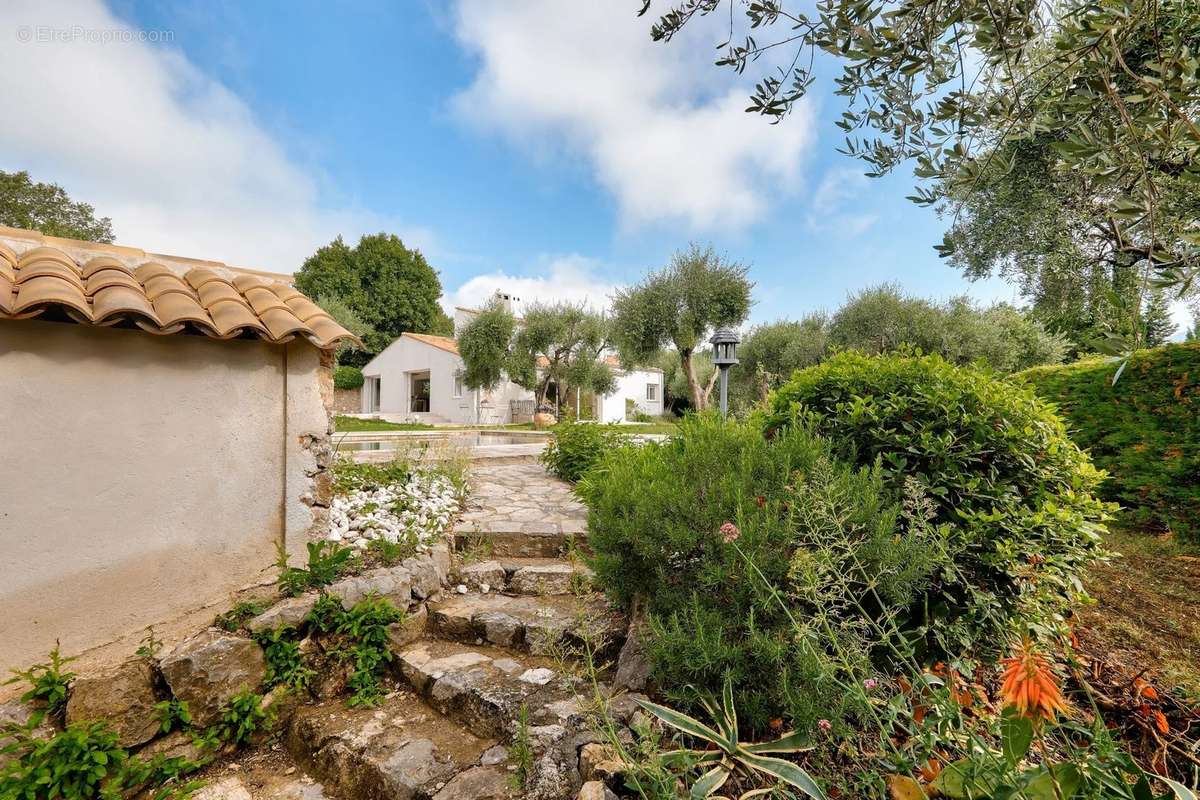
[{"xmin": 335, "ymin": 432, "xmax": 545, "ymax": 451}]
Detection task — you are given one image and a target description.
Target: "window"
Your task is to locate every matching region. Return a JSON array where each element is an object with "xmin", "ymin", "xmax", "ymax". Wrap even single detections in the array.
[
  {"xmin": 453, "ymin": 371, "xmax": 464, "ymax": 398},
  {"xmin": 646, "ymin": 382, "xmax": 657, "ymax": 402}
]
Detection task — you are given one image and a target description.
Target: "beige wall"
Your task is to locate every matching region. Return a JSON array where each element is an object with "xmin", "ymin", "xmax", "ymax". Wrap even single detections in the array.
[{"xmin": 0, "ymin": 319, "xmax": 331, "ymax": 671}]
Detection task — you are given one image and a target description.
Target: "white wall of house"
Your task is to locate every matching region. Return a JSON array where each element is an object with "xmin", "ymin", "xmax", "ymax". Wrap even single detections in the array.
[
  {"xmin": 361, "ymin": 334, "xmax": 537, "ymax": 424},
  {"xmin": 596, "ymin": 368, "xmax": 665, "ymax": 422}
]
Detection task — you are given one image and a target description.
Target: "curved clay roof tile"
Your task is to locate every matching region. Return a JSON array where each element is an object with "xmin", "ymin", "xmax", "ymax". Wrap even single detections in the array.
[
  {"xmin": 86, "ymin": 268, "xmax": 143, "ymax": 295},
  {"xmin": 143, "ymin": 274, "xmax": 196, "ymax": 301},
  {"xmin": 17, "ymin": 246, "xmax": 78, "ymax": 271},
  {"xmin": 184, "ymin": 267, "xmax": 226, "ymax": 291},
  {"xmin": 16, "ymin": 259, "xmax": 84, "ymax": 290},
  {"xmin": 0, "ymin": 242, "xmax": 17, "ymax": 268},
  {"xmin": 258, "ymin": 306, "xmax": 309, "ymax": 342},
  {"xmin": 81, "ymin": 256, "xmax": 133, "ymax": 279},
  {"xmin": 305, "ymin": 314, "xmax": 359, "ymax": 349},
  {"xmin": 197, "ymin": 280, "xmax": 250, "ymax": 310},
  {"xmin": 243, "ymin": 285, "xmax": 288, "ymax": 315},
  {"xmin": 270, "ymin": 283, "xmax": 303, "ymax": 302},
  {"xmin": 283, "ymin": 295, "xmax": 325, "ymax": 321},
  {"xmin": 13, "ymin": 275, "xmax": 92, "ymax": 320},
  {"xmin": 133, "ymin": 262, "xmax": 175, "ymax": 283},
  {"xmin": 0, "ymin": 274, "xmax": 14, "ymax": 316},
  {"xmin": 207, "ymin": 299, "xmax": 269, "ymax": 337},
  {"xmin": 91, "ymin": 285, "xmax": 161, "ymax": 326},
  {"xmin": 151, "ymin": 291, "xmax": 215, "ymax": 332},
  {"xmin": 231, "ymin": 273, "xmax": 267, "ymax": 292}
]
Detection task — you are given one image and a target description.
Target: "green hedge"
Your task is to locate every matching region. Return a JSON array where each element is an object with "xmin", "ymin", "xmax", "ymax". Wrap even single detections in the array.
[
  {"xmin": 1017, "ymin": 343, "xmax": 1200, "ymax": 540},
  {"xmin": 334, "ymin": 365, "xmax": 364, "ymax": 390}
]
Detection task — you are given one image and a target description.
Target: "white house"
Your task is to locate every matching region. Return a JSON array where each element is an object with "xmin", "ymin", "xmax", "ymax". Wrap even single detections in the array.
[{"xmin": 359, "ymin": 294, "xmax": 664, "ymax": 424}]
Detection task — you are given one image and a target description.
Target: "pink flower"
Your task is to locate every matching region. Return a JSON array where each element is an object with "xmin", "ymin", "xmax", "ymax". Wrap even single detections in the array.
[
  {"xmin": 863, "ymin": 678, "xmax": 878, "ymax": 690},
  {"xmin": 817, "ymin": 719, "xmax": 832, "ymax": 732},
  {"xmin": 719, "ymin": 521, "xmax": 740, "ymax": 543}
]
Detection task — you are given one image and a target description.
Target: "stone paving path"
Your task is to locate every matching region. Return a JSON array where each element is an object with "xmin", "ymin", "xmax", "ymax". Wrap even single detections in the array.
[
  {"xmin": 456, "ymin": 464, "xmax": 588, "ymax": 536},
  {"xmin": 204, "ymin": 462, "xmax": 628, "ymax": 800}
]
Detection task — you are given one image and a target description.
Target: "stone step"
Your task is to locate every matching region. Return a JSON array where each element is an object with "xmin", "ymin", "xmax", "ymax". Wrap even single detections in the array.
[
  {"xmin": 425, "ymin": 593, "xmax": 624, "ymax": 657},
  {"xmin": 285, "ymin": 689, "xmax": 517, "ymax": 800},
  {"xmin": 392, "ymin": 639, "xmax": 588, "ymax": 740},
  {"xmin": 454, "ymin": 558, "xmax": 593, "ymax": 596},
  {"xmin": 452, "ymin": 526, "xmax": 574, "ymax": 559}
]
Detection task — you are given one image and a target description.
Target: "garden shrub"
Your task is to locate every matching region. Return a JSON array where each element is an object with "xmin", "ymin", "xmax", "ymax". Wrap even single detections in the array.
[
  {"xmin": 579, "ymin": 415, "xmax": 943, "ymax": 731},
  {"xmin": 540, "ymin": 420, "xmax": 626, "ymax": 482},
  {"xmin": 334, "ymin": 365, "xmax": 364, "ymax": 390},
  {"xmin": 1017, "ymin": 343, "xmax": 1200, "ymax": 541},
  {"xmin": 764, "ymin": 351, "xmax": 1111, "ymax": 655}
]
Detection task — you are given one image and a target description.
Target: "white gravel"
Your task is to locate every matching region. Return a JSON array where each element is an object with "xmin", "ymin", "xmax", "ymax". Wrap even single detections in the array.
[{"xmin": 327, "ymin": 472, "xmax": 460, "ymax": 551}]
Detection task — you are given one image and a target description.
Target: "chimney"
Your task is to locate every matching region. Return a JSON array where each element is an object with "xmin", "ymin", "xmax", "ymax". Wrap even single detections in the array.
[{"xmin": 493, "ymin": 289, "xmax": 520, "ymax": 314}]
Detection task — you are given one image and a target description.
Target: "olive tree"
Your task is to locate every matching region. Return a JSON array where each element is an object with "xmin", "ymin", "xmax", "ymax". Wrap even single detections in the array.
[{"xmin": 612, "ymin": 244, "xmax": 752, "ymax": 411}]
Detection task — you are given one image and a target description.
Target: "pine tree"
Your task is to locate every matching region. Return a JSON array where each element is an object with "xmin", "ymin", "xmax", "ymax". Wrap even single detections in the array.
[{"xmin": 1141, "ymin": 291, "xmax": 1178, "ymax": 347}]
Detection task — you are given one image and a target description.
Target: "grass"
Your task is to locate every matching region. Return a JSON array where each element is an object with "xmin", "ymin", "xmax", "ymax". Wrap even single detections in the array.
[
  {"xmin": 334, "ymin": 416, "xmax": 436, "ymax": 432},
  {"xmin": 1076, "ymin": 526, "xmax": 1200, "ymax": 699},
  {"xmin": 334, "ymin": 416, "xmax": 543, "ymax": 432}
]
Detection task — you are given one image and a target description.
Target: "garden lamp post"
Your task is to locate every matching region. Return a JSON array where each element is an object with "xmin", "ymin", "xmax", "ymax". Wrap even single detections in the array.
[{"xmin": 710, "ymin": 326, "xmax": 740, "ymax": 418}]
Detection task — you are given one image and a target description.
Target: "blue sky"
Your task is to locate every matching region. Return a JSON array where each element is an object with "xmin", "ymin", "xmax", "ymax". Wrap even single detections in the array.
[{"xmin": 4, "ymin": 0, "xmax": 1023, "ymax": 325}]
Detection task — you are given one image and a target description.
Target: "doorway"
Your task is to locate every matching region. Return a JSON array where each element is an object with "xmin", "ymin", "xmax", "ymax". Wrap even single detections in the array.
[{"xmin": 409, "ymin": 371, "xmax": 430, "ymax": 413}]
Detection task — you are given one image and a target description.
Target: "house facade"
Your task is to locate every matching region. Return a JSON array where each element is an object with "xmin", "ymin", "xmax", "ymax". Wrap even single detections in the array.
[
  {"xmin": 359, "ymin": 296, "xmax": 664, "ymax": 424},
  {"xmin": 0, "ymin": 226, "xmax": 354, "ymax": 670}
]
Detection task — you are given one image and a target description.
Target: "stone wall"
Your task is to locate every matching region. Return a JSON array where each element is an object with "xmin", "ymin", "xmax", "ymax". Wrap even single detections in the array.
[
  {"xmin": 0, "ymin": 319, "xmax": 335, "ymax": 671},
  {"xmin": 333, "ymin": 386, "xmax": 361, "ymax": 414}
]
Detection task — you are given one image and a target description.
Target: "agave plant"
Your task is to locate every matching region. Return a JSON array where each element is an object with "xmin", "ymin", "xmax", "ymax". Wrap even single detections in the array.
[{"xmin": 635, "ymin": 678, "xmax": 827, "ymax": 800}]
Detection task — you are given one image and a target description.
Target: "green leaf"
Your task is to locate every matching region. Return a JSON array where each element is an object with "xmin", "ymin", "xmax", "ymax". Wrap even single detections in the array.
[
  {"xmin": 742, "ymin": 730, "xmax": 814, "ymax": 754},
  {"xmin": 1000, "ymin": 708, "xmax": 1033, "ymax": 766},
  {"xmin": 691, "ymin": 764, "xmax": 732, "ymax": 798},
  {"xmin": 932, "ymin": 758, "xmax": 1004, "ymax": 799},
  {"xmin": 1158, "ymin": 777, "xmax": 1198, "ymax": 800},
  {"xmin": 1018, "ymin": 763, "xmax": 1082, "ymax": 799},
  {"xmin": 737, "ymin": 752, "xmax": 826, "ymax": 799},
  {"xmin": 634, "ymin": 697, "xmax": 731, "ymax": 750}
]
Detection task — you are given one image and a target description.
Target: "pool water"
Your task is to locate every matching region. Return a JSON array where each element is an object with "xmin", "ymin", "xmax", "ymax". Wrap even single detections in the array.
[{"xmin": 336, "ymin": 432, "xmax": 542, "ymax": 451}]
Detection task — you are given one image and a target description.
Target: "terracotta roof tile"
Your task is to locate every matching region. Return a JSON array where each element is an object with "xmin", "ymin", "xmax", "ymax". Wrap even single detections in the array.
[
  {"xmin": 402, "ymin": 332, "xmax": 459, "ymax": 355},
  {"xmin": 196, "ymin": 280, "xmax": 250, "ymax": 309},
  {"xmin": 0, "ymin": 228, "xmax": 359, "ymax": 349},
  {"xmin": 92, "ymin": 285, "xmax": 160, "ymax": 326},
  {"xmin": 208, "ymin": 299, "xmax": 268, "ymax": 338}
]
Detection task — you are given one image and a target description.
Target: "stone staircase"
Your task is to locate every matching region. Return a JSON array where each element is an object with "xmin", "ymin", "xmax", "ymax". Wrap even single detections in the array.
[{"xmin": 273, "ymin": 463, "xmax": 632, "ymax": 800}]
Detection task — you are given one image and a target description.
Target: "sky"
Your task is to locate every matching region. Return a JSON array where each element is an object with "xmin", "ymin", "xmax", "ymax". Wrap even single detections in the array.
[{"xmin": 2, "ymin": 0, "xmax": 1189, "ymax": 332}]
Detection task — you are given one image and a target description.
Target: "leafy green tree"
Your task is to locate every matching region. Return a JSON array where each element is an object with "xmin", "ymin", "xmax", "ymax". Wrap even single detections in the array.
[
  {"xmin": 733, "ymin": 315, "xmax": 829, "ymax": 407},
  {"xmin": 0, "ymin": 170, "xmax": 114, "ymax": 242},
  {"xmin": 653, "ymin": 348, "xmax": 715, "ymax": 415},
  {"xmin": 457, "ymin": 299, "xmax": 523, "ymax": 392},
  {"xmin": 638, "ymin": 1, "xmax": 1200, "ymax": 356},
  {"xmin": 828, "ymin": 285, "xmax": 1068, "ymax": 372},
  {"xmin": 513, "ymin": 302, "xmax": 616, "ymax": 410},
  {"xmin": 612, "ymin": 244, "xmax": 752, "ymax": 411},
  {"xmin": 295, "ymin": 234, "xmax": 447, "ymax": 359},
  {"xmin": 829, "ymin": 285, "xmax": 946, "ymax": 357},
  {"xmin": 315, "ymin": 294, "xmax": 377, "ymax": 366}
]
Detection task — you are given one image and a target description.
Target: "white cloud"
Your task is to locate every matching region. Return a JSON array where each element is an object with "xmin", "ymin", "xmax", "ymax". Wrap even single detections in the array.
[
  {"xmin": 807, "ymin": 167, "xmax": 878, "ymax": 237},
  {"xmin": 450, "ymin": 0, "xmax": 814, "ymax": 231},
  {"xmin": 443, "ymin": 254, "xmax": 621, "ymax": 314},
  {"xmin": 0, "ymin": 0, "xmax": 432, "ymax": 274}
]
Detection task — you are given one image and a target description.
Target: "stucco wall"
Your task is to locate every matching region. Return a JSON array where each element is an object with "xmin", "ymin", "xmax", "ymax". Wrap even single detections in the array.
[
  {"xmin": 0, "ymin": 319, "xmax": 330, "ymax": 671},
  {"xmin": 597, "ymin": 368, "xmax": 665, "ymax": 422}
]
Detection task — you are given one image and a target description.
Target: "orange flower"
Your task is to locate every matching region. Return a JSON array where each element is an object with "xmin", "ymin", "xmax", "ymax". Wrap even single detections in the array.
[{"xmin": 999, "ymin": 638, "xmax": 1067, "ymax": 723}]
